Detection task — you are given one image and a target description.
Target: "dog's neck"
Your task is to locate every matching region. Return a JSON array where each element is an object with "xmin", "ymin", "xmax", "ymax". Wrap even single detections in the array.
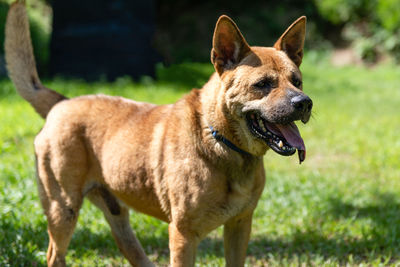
[
  {"xmin": 201, "ymin": 73, "xmax": 236, "ymax": 139},
  {"xmin": 198, "ymin": 73, "xmax": 262, "ymax": 163}
]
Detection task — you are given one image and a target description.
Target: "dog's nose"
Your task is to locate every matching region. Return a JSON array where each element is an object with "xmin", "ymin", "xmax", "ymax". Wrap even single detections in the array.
[{"xmin": 291, "ymin": 95, "xmax": 313, "ymax": 113}]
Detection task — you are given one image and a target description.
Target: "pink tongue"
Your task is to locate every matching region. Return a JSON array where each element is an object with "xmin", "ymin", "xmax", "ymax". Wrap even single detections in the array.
[
  {"xmin": 263, "ymin": 121, "xmax": 307, "ymax": 163},
  {"xmin": 276, "ymin": 123, "xmax": 305, "ymax": 152}
]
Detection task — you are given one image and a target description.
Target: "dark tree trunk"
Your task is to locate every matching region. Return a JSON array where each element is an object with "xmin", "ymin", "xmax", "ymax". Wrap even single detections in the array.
[{"xmin": 49, "ymin": 0, "xmax": 159, "ymax": 81}]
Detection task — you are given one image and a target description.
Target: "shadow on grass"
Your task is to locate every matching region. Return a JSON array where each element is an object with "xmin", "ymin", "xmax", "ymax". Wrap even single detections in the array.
[
  {"xmin": 71, "ymin": 225, "xmax": 171, "ymax": 260},
  {"xmin": 0, "ymin": 217, "xmax": 169, "ymax": 265},
  {"xmin": 327, "ymin": 192, "xmax": 400, "ymax": 229},
  {"xmin": 245, "ymin": 192, "xmax": 400, "ymax": 264},
  {"xmin": 0, "ymin": 215, "xmax": 48, "ymax": 266},
  {"xmin": 3, "ymin": 192, "xmax": 400, "ymax": 265},
  {"xmin": 195, "ymin": 192, "xmax": 400, "ymax": 264},
  {"xmin": 69, "ymin": 227, "xmax": 121, "ymax": 258}
]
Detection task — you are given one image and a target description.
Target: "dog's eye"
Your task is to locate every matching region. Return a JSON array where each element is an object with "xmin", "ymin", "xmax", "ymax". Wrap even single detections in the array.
[
  {"xmin": 292, "ymin": 78, "xmax": 302, "ymax": 88},
  {"xmin": 254, "ymin": 79, "xmax": 274, "ymax": 90}
]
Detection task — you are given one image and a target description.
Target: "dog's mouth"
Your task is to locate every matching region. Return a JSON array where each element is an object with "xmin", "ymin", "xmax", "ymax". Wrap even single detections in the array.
[{"xmin": 246, "ymin": 113, "xmax": 306, "ymax": 163}]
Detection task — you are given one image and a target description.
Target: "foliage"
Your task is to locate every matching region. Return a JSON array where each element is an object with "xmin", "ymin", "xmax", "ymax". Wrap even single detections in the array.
[
  {"xmin": 313, "ymin": 0, "xmax": 375, "ymax": 24},
  {"xmin": 1, "ymin": 56, "xmax": 400, "ymax": 265},
  {"xmin": 314, "ymin": 0, "xmax": 400, "ymax": 62},
  {"xmin": 376, "ymin": 0, "xmax": 400, "ymax": 32},
  {"xmin": 0, "ymin": 0, "xmax": 399, "ymax": 72},
  {"xmin": 155, "ymin": 0, "xmax": 331, "ymax": 63},
  {"xmin": 0, "ymin": 0, "xmax": 52, "ymax": 71}
]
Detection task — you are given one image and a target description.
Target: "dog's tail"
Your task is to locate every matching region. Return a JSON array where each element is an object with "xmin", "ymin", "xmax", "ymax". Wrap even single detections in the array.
[{"xmin": 5, "ymin": 2, "xmax": 66, "ymax": 118}]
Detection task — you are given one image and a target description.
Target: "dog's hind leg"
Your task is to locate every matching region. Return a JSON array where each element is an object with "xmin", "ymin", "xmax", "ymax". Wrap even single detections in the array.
[
  {"xmin": 35, "ymin": 154, "xmax": 85, "ymax": 267},
  {"xmin": 87, "ymin": 187, "xmax": 154, "ymax": 267},
  {"xmin": 35, "ymin": 131, "xmax": 89, "ymax": 267}
]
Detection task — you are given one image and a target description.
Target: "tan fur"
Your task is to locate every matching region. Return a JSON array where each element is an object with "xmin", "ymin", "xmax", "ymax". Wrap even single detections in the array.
[
  {"xmin": 6, "ymin": 3, "xmax": 311, "ymax": 267},
  {"xmin": 5, "ymin": 2, "xmax": 65, "ymax": 118}
]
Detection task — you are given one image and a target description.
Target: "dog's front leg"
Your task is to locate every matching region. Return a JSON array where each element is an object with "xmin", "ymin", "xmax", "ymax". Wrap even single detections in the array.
[
  {"xmin": 168, "ymin": 223, "xmax": 199, "ymax": 267},
  {"xmin": 223, "ymin": 212, "xmax": 253, "ymax": 267}
]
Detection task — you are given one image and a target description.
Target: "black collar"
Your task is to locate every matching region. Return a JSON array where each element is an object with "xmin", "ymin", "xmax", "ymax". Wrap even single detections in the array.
[{"xmin": 209, "ymin": 126, "xmax": 252, "ymax": 157}]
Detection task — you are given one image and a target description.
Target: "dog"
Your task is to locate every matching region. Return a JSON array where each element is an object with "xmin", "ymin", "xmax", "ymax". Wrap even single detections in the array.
[{"xmin": 5, "ymin": 2, "xmax": 312, "ymax": 266}]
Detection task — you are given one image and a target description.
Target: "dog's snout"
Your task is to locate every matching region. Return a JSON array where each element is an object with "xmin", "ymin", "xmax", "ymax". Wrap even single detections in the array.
[{"xmin": 291, "ymin": 95, "xmax": 313, "ymax": 113}]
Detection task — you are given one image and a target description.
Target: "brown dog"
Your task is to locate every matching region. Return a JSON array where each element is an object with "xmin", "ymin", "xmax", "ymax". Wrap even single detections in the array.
[{"xmin": 5, "ymin": 2, "xmax": 312, "ymax": 266}]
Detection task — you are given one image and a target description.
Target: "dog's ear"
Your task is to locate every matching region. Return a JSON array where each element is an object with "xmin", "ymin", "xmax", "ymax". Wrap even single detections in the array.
[
  {"xmin": 211, "ymin": 15, "xmax": 251, "ymax": 75},
  {"xmin": 274, "ymin": 16, "xmax": 306, "ymax": 67}
]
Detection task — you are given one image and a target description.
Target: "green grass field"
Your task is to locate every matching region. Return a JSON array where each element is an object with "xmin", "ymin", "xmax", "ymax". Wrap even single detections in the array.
[{"xmin": 1, "ymin": 56, "xmax": 400, "ymax": 266}]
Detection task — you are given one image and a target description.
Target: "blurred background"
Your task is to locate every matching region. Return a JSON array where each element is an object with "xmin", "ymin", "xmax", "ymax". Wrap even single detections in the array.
[{"xmin": 0, "ymin": 0, "xmax": 399, "ymax": 80}]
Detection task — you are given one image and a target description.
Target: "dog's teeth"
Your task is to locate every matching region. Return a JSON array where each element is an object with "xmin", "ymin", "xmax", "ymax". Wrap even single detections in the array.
[{"xmin": 278, "ymin": 140, "xmax": 283, "ymax": 148}]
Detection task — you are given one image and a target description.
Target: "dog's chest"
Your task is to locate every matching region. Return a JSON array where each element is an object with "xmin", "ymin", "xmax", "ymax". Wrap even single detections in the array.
[
  {"xmin": 189, "ymin": 178, "xmax": 258, "ymax": 237},
  {"xmin": 196, "ymin": 167, "xmax": 262, "ymax": 229},
  {"xmin": 223, "ymin": 175, "xmax": 257, "ymax": 214},
  {"xmin": 219, "ymin": 160, "xmax": 264, "ymax": 215}
]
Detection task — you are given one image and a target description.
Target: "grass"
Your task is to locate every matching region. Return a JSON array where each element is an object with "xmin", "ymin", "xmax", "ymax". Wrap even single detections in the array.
[{"xmin": 1, "ymin": 55, "xmax": 400, "ymax": 266}]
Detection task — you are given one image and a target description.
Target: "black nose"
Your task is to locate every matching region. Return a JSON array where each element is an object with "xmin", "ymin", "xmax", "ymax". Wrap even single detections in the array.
[{"xmin": 291, "ymin": 94, "xmax": 313, "ymax": 113}]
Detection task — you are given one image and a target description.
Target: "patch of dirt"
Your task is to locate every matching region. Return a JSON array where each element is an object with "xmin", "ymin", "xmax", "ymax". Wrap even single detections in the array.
[{"xmin": 330, "ymin": 48, "xmax": 362, "ymax": 66}]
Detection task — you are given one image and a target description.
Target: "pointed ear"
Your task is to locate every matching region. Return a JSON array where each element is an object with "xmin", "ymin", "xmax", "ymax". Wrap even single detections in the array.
[
  {"xmin": 274, "ymin": 16, "xmax": 306, "ymax": 67},
  {"xmin": 211, "ymin": 15, "xmax": 251, "ymax": 75}
]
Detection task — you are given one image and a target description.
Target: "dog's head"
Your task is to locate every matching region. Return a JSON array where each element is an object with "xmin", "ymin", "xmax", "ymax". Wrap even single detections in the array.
[{"xmin": 210, "ymin": 16, "xmax": 312, "ymax": 163}]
